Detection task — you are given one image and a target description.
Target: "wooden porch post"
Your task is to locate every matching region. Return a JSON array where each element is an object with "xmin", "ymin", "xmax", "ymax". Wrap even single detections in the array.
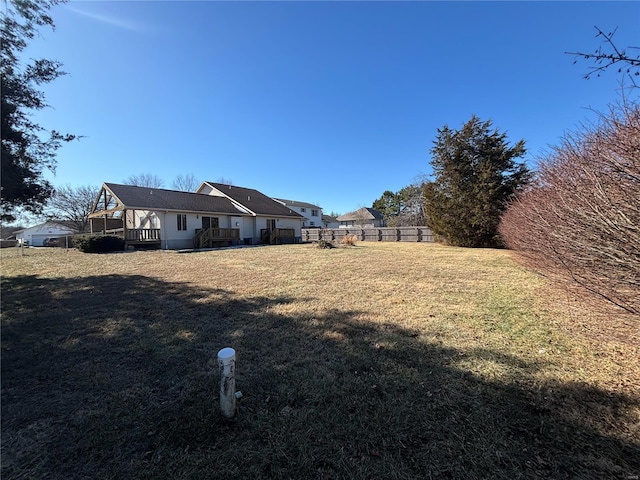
[
  {"xmin": 123, "ymin": 208, "xmax": 128, "ymax": 242},
  {"xmin": 103, "ymin": 189, "xmax": 108, "ymax": 233}
]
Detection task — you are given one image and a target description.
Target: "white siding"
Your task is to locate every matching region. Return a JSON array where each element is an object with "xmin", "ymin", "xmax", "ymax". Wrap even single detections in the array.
[
  {"xmin": 126, "ymin": 210, "xmax": 159, "ymax": 229},
  {"xmin": 197, "ymin": 184, "xmax": 215, "ymax": 195},
  {"xmin": 163, "ymin": 212, "xmax": 238, "ymax": 249},
  {"xmin": 275, "ymin": 217, "xmax": 302, "ymax": 234},
  {"xmin": 276, "ymin": 203, "xmax": 322, "ymax": 227},
  {"xmin": 162, "ymin": 212, "xmax": 197, "ymax": 249}
]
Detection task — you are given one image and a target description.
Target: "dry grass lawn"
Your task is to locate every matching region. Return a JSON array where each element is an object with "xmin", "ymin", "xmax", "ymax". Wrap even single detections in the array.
[{"xmin": 1, "ymin": 243, "xmax": 639, "ymax": 479}]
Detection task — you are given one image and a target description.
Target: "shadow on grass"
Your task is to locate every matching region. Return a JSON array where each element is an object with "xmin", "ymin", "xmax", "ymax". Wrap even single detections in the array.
[{"xmin": 2, "ymin": 274, "xmax": 638, "ymax": 479}]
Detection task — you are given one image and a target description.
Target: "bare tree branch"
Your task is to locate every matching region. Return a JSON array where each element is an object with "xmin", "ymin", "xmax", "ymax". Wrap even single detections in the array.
[
  {"xmin": 500, "ymin": 100, "xmax": 640, "ymax": 317},
  {"xmin": 123, "ymin": 173, "xmax": 164, "ymax": 188},
  {"xmin": 171, "ymin": 173, "xmax": 199, "ymax": 192},
  {"xmin": 45, "ymin": 184, "xmax": 100, "ymax": 232},
  {"xmin": 566, "ymin": 26, "xmax": 640, "ymax": 86}
]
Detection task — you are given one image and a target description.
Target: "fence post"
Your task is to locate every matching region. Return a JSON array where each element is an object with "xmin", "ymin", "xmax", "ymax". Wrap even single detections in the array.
[{"xmin": 217, "ymin": 347, "xmax": 236, "ymax": 418}]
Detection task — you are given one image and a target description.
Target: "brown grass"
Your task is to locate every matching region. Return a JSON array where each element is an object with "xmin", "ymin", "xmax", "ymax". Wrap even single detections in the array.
[{"xmin": 1, "ymin": 243, "xmax": 639, "ymax": 479}]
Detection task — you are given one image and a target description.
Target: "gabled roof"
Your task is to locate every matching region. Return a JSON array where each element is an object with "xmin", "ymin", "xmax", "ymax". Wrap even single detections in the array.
[
  {"xmin": 96, "ymin": 183, "xmax": 249, "ymax": 215},
  {"xmin": 322, "ymin": 214, "xmax": 338, "ymax": 223},
  {"xmin": 273, "ymin": 198, "xmax": 321, "ymax": 210},
  {"xmin": 204, "ymin": 182, "xmax": 304, "ymax": 218},
  {"xmin": 336, "ymin": 207, "xmax": 385, "ymax": 222},
  {"xmin": 13, "ymin": 220, "xmax": 77, "ymax": 234}
]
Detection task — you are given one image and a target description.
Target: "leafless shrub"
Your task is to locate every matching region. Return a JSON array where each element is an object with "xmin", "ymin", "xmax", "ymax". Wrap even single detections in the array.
[
  {"xmin": 499, "ymin": 100, "xmax": 640, "ymax": 316},
  {"xmin": 341, "ymin": 234, "xmax": 358, "ymax": 246}
]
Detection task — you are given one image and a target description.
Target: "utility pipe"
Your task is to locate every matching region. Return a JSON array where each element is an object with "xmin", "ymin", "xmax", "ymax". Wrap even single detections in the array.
[{"xmin": 218, "ymin": 347, "xmax": 236, "ymax": 418}]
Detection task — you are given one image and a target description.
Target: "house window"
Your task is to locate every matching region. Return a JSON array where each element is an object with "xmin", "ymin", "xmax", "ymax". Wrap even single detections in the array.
[
  {"xmin": 311, "ymin": 209, "xmax": 318, "ymax": 216},
  {"xmin": 300, "ymin": 207, "xmax": 306, "ymax": 213},
  {"xmin": 310, "ymin": 221, "xmax": 315, "ymax": 226},
  {"xmin": 202, "ymin": 216, "xmax": 219, "ymax": 229},
  {"xmin": 177, "ymin": 214, "xmax": 187, "ymax": 231}
]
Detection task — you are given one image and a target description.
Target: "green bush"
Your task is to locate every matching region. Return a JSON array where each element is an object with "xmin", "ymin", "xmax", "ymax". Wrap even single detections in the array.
[{"xmin": 75, "ymin": 235, "xmax": 124, "ymax": 253}]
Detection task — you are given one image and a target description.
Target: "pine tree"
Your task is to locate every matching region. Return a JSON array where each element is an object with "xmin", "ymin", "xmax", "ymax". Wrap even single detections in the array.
[
  {"xmin": 424, "ymin": 115, "xmax": 530, "ymax": 247},
  {"xmin": 1, "ymin": 0, "xmax": 76, "ymax": 222}
]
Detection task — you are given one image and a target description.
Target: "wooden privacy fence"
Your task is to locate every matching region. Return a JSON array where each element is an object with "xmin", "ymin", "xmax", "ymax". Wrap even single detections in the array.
[{"xmin": 302, "ymin": 227, "xmax": 434, "ymax": 243}]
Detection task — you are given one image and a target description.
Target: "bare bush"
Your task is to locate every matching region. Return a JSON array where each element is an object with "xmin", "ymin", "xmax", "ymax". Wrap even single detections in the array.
[
  {"xmin": 499, "ymin": 101, "xmax": 640, "ymax": 316},
  {"xmin": 341, "ymin": 234, "xmax": 358, "ymax": 246}
]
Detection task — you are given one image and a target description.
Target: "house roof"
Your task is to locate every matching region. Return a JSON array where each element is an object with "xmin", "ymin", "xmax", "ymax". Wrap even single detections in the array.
[
  {"xmin": 204, "ymin": 182, "xmax": 304, "ymax": 218},
  {"xmin": 273, "ymin": 198, "xmax": 321, "ymax": 210},
  {"xmin": 336, "ymin": 207, "xmax": 385, "ymax": 222},
  {"xmin": 13, "ymin": 220, "xmax": 77, "ymax": 234},
  {"xmin": 101, "ymin": 183, "xmax": 249, "ymax": 215},
  {"xmin": 322, "ymin": 214, "xmax": 338, "ymax": 223}
]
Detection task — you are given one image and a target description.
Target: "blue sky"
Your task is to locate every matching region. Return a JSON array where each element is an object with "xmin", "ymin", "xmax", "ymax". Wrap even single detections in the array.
[{"xmin": 25, "ymin": 1, "xmax": 639, "ymax": 215}]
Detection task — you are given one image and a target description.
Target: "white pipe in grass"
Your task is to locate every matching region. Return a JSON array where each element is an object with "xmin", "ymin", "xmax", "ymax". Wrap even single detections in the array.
[{"xmin": 217, "ymin": 347, "xmax": 236, "ymax": 418}]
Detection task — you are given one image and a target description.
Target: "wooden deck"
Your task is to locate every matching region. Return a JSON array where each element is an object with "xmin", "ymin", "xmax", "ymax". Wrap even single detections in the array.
[
  {"xmin": 92, "ymin": 228, "xmax": 162, "ymax": 248},
  {"xmin": 90, "ymin": 227, "xmax": 242, "ymax": 249},
  {"xmin": 260, "ymin": 228, "xmax": 297, "ymax": 245},
  {"xmin": 126, "ymin": 228, "xmax": 161, "ymax": 242},
  {"xmin": 194, "ymin": 228, "xmax": 240, "ymax": 249}
]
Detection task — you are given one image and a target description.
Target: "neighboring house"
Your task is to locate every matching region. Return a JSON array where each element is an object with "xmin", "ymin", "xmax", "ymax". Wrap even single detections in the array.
[
  {"xmin": 273, "ymin": 199, "xmax": 323, "ymax": 228},
  {"xmin": 336, "ymin": 207, "xmax": 386, "ymax": 228},
  {"xmin": 322, "ymin": 214, "xmax": 340, "ymax": 229},
  {"xmin": 88, "ymin": 182, "xmax": 304, "ymax": 250},
  {"xmin": 13, "ymin": 221, "xmax": 76, "ymax": 246}
]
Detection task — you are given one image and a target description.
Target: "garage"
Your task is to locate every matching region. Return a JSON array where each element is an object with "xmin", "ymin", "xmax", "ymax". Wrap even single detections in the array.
[
  {"xmin": 30, "ymin": 234, "xmax": 51, "ymax": 247},
  {"xmin": 14, "ymin": 221, "xmax": 76, "ymax": 247}
]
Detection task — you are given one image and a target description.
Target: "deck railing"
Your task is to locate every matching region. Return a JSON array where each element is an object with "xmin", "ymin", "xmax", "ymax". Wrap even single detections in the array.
[
  {"xmin": 260, "ymin": 228, "xmax": 296, "ymax": 244},
  {"xmin": 194, "ymin": 228, "xmax": 240, "ymax": 248},
  {"xmin": 125, "ymin": 228, "xmax": 161, "ymax": 241}
]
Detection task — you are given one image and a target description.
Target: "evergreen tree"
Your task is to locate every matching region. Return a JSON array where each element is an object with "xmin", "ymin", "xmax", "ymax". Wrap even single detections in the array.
[
  {"xmin": 424, "ymin": 115, "xmax": 530, "ymax": 247},
  {"xmin": 372, "ymin": 190, "xmax": 401, "ymax": 226},
  {"xmin": 1, "ymin": 0, "xmax": 76, "ymax": 222}
]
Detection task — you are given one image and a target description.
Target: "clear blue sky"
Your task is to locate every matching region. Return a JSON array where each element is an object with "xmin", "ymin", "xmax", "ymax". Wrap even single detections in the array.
[{"xmin": 25, "ymin": 0, "xmax": 639, "ymax": 216}]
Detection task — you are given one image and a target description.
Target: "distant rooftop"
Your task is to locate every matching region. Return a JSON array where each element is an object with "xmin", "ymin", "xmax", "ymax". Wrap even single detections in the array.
[
  {"xmin": 336, "ymin": 207, "xmax": 384, "ymax": 222},
  {"xmin": 273, "ymin": 198, "xmax": 322, "ymax": 210}
]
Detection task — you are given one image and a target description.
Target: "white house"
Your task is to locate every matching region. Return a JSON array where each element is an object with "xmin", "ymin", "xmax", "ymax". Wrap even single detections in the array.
[
  {"xmin": 14, "ymin": 221, "xmax": 76, "ymax": 246},
  {"xmin": 273, "ymin": 199, "xmax": 324, "ymax": 228},
  {"xmin": 88, "ymin": 182, "xmax": 304, "ymax": 250},
  {"xmin": 322, "ymin": 214, "xmax": 340, "ymax": 229}
]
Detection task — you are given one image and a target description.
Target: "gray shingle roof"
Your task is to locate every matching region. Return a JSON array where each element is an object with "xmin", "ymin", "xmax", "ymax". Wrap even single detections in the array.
[
  {"xmin": 273, "ymin": 198, "xmax": 321, "ymax": 210},
  {"xmin": 205, "ymin": 183, "xmax": 304, "ymax": 218},
  {"xmin": 336, "ymin": 207, "xmax": 384, "ymax": 222},
  {"xmin": 103, "ymin": 183, "xmax": 248, "ymax": 215}
]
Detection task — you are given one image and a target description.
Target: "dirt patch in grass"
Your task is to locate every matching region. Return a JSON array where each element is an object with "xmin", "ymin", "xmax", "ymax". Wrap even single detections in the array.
[{"xmin": 1, "ymin": 244, "xmax": 639, "ymax": 479}]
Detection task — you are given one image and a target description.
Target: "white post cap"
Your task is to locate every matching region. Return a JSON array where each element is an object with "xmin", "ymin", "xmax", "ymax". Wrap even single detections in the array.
[{"xmin": 218, "ymin": 347, "xmax": 236, "ymax": 361}]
